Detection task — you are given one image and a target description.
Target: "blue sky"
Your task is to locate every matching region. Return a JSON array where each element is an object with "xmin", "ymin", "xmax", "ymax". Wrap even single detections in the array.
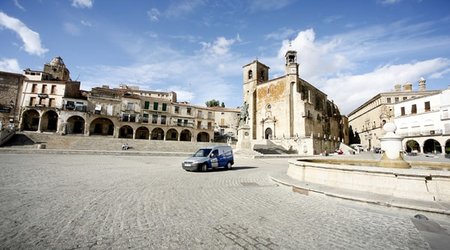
[{"xmin": 1, "ymin": 0, "xmax": 450, "ymax": 114}]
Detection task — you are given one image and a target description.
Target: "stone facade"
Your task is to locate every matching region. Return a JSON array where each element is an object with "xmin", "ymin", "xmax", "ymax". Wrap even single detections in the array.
[
  {"xmin": 0, "ymin": 71, "xmax": 24, "ymax": 128},
  {"xmin": 241, "ymin": 51, "xmax": 347, "ymax": 155},
  {"xmin": 348, "ymin": 79, "xmax": 441, "ymax": 151},
  {"xmin": 15, "ymin": 57, "xmax": 218, "ymax": 142}
]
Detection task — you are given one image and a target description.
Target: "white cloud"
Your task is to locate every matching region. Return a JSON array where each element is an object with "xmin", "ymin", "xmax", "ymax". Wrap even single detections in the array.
[
  {"xmin": 201, "ymin": 36, "xmax": 239, "ymax": 56},
  {"xmin": 277, "ymin": 29, "xmax": 351, "ymax": 83},
  {"xmin": 166, "ymin": 0, "xmax": 205, "ymax": 18},
  {"xmin": 379, "ymin": 0, "xmax": 402, "ymax": 5},
  {"xmin": 272, "ymin": 26, "xmax": 450, "ymax": 114},
  {"xmin": 81, "ymin": 20, "xmax": 92, "ymax": 27},
  {"xmin": 0, "ymin": 58, "xmax": 21, "ymax": 73},
  {"xmin": 64, "ymin": 22, "xmax": 81, "ymax": 36},
  {"xmin": 265, "ymin": 27, "xmax": 297, "ymax": 41},
  {"xmin": 14, "ymin": 0, "xmax": 25, "ymax": 11},
  {"xmin": 323, "ymin": 58, "xmax": 450, "ymax": 114},
  {"xmin": 248, "ymin": 0, "xmax": 294, "ymax": 12},
  {"xmin": 147, "ymin": 8, "xmax": 160, "ymax": 22},
  {"xmin": 72, "ymin": 0, "xmax": 93, "ymax": 9},
  {"xmin": 0, "ymin": 11, "xmax": 48, "ymax": 56}
]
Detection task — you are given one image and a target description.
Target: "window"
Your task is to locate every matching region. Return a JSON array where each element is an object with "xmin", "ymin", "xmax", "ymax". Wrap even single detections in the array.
[
  {"xmin": 161, "ymin": 115, "xmax": 166, "ymax": 125},
  {"xmin": 127, "ymin": 102, "xmax": 134, "ymax": 111},
  {"xmin": 401, "ymin": 107, "xmax": 405, "ymax": 116},
  {"xmin": 411, "ymin": 104, "xmax": 417, "ymax": 114},
  {"xmin": 207, "ymin": 122, "xmax": 212, "ymax": 130},
  {"xmin": 51, "ymin": 85, "xmax": 56, "ymax": 94},
  {"xmin": 248, "ymin": 70, "xmax": 253, "ymax": 79},
  {"xmin": 403, "ymin": 97, "xmax": 407, "ymax": 101},
  {"xmin": 220, "ymin": 118, "xmax": 225, "ymax": 126},
  {"xmin": 152, "ymin": 114, "xmax": 158, "ymax": 124},
  {"xmin": 49, "ymin": 98, "xmax": 55, "ymax": 107},
  {"xmin": 208, "ymin": 112, "xmax": 213, "ymax": 119},
  {"xmin": 29, "ymin": 97, "xmax": 36, "ymax": 106},
  {"xmin": 183, "ymin": 119, "xmax": 188, "ymax": 126},
  {"xmin": 162, "ymin": 103, "xmax": 167, "ymax": 111},
  {"xmin": 198, "ymin": 110, "xmax": 203, "ymax": 118},
  {"xmin": 386, "ymin": 97, "xmax": 391, "ymax": 103},
  {"xmin": 187, "ymin": 107, "xmax": 191, "ymax": 115},
  {"xmin": 32, "ymin": 84, "xmax": 38, "ymax": 93},
  {"xmin": 197, "ymin": 121, "xmax": 201, "ymax": 129},
  {"xmin": 153, "ymin": 102, "xmax": 158, "ymax": 111},
  {"xmin": 144, "ymin": 101, "xmax": 150, "ymax": 109},
  {"xmin": 142, "ymin": 113, "xmax": 149, "ymax": 123},
  {"xmin": 130, "ymin": 114, "xmax": 136, "ymax": 122},
  {"xmin": 177, "ymin": 119, "xmax": 182, "ymax": 126},
  {"xmin": 42, "ymin": 84, "xmax": 47, "ymax": 94},
  {"xmin": 424, "ymin": 101, "xmax": 430, "ymax": 112},
  {"xmin": 122, "ymin": 114, "xmax": 129, "ymax": 122},
  {"xmin": 174, "ymin": 106, "xmax": 179, "ymax": 113},
  {"xmin": 395, "ymin": 97, "xmax": 399, "ymax": 103}
]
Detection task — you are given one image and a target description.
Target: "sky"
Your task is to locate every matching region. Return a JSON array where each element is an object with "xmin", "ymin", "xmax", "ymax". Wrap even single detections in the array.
[{"xmin": 1, "ymin": 0, "xmax": 450, "ymax": 115}]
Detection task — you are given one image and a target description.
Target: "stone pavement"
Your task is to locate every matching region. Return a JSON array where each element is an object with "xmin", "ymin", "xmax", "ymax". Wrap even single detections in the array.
[{"xmin": 1, "ymin": 153, "xmax": 449, "ymax": 249}]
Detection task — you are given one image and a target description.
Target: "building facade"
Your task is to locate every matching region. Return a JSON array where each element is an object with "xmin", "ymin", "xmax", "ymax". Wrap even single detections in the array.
[
  {"xmin": 393, "ymin": 87, "xmax": 450, "ymax": 155},
  {"xmin": 348, "ymin": 79, "xmax": 440, "ymax": 151},
  {"xmin": 15, "ymin": 57, "xmax": 220, "ymax": 142},
  {"xmin": 242, "ymin": 50, "xmax": 346, "ymax": 155},
  {"xmin": 0, "ymin": 71, "xmax": 24, "ymax": 128}
]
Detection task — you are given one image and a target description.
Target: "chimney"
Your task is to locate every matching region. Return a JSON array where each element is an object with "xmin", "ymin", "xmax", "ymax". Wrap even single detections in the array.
[
  {"xmin": 418, "ymin": 77, "xmax": 426, "ymax": 91},
  {"xmin": 403, "ymin": 82, "xmax": 412, "ymax": 92},
  {"xmin": 394, "ymin": 84, "xmax": 401, "ymax": 91}
]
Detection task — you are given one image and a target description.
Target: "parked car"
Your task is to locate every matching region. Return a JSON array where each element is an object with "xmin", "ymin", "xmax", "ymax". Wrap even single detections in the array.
[{"xmin": 182, "ymin": 146, "xmax": 234, "ymax": 172}]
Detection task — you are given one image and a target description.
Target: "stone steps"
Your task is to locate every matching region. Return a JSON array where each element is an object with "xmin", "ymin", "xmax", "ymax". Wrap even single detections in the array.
[{"xmin": 12, "ymin": 132, "xmax": 228, "ymax": 153}]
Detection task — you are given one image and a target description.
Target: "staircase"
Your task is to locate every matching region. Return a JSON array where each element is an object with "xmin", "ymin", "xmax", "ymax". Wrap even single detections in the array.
[{"xmin": 1, "ymin": 132, "xmax": 228, "ymax": 153}]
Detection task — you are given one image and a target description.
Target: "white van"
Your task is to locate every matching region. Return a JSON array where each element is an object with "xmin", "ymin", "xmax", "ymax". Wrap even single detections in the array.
[{"xmin": 182, "ymin": 146, "xmax": 234, "ymax": 172}]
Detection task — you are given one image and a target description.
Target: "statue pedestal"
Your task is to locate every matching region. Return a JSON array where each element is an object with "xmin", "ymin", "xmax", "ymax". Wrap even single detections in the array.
[{"xmin": 236, "ymin": 125, "xmax": 251, "ymax": 150}]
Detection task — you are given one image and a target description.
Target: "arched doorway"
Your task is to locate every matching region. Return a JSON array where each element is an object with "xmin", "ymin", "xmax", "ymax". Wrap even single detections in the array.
[
  {"xmin": 119, "ymin": 125, "xmax": 134, "ymax": 138},
  {"xmin": 180, "ymin": 129, "xmax": 192, "ymax": 141},
  {"xmin": 135, "ymin": 127, "xmax": 149, "ymax": 139},
  {"xmin": 405, "ymin": 140, "xmax": 420, "ymax": 153},
  {"xmin": 21, "ymin": 109, "xmax": 40, "ymax": 131},
  {"xmin": 67, "ymin": 116, "xmax": 85, "ymax": 134},
  {"xmin": 423, "ymin": 139, "xmax": 442, "ymax": 154},
  {"xmin": 265, "ymin": 127, "xmax": 273, "ymax": 139},
  {"xmin": 41, "ymin": 110, "xmax": 58, "ymax": 132},
  {"xmin": 197, "ymin": 132, "xmax": 210, "ymax": 142},
  {"xmin": 90, "ymin": 118, "xmax": 114, "ymax": 136},
  {"xmin": 151, "ymin": 128, "xmax": 164, "ymax": 140},
  {"xmin": 166, "ymin": 129, "xmax": 178, "ymax": 141}
]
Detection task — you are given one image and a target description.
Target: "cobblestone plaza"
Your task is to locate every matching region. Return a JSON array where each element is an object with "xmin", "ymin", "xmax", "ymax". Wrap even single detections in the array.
[{"xmin": 0, "ymin": 153, "xmax": 448, "ymax": 249}]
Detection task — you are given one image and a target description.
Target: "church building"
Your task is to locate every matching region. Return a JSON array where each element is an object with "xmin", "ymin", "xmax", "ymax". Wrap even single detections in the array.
[{"xmin": 242, "ymin": 50, "xmax": 347, "ymax": 155}]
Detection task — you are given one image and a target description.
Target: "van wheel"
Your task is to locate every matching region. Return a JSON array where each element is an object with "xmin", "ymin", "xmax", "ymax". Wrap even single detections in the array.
[
  {"xmin": 201, "ymin": 163, "xmax": 208, "ymax": 172},
  {"xmin": 226, "ymin": 162, "xmax": 232, "ymax": 170}
]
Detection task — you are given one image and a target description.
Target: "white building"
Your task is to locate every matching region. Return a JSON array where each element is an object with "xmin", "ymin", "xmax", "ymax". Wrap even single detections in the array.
[{"xmin": 393, "ymin": 87, "xmax": 450, "ymax": 155}]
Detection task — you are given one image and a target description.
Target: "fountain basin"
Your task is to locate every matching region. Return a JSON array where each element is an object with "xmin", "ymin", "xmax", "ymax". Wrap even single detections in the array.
[{"xmin": 287, "ymin": 158, "xmax": 450, "ymax": 204}]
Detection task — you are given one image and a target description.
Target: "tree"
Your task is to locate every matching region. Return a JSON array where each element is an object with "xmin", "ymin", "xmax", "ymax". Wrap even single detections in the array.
[
  {"xmin": 205, "ymin": 99, "xmax": 224, "ymax": 107},
  {"xmin": 221, "ymin": 102, "xmax": 225, "ymax": 108}
]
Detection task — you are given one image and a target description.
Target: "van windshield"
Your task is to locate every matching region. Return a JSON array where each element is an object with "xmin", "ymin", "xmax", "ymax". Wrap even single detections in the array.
[{"xmin": 193, "ymin": 149, "xmax": 212, "ymax": 157}]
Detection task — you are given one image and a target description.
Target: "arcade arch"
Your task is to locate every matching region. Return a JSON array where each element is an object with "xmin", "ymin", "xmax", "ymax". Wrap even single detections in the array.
[
  {"xmin": 119, "ymin": 125, "xmax": 133, "ymax": 139},
  {"xmin": 197, "ymin": 132, "xmax": 210, "ymax": 142},
  {"xmin": 41, "ymin": 110, "xmax": 58, "ymax": 132},
  {"xmin": 180, "ymin": 129, "xmax": 192, "ymax": 141},
  {"xmin": 423, "ymin": 139, "xmax": 442, "ymax": 154},
  {"xmin": 21, "ymin": 109, "xmax": 39, "ymax": 131},
  {"xmin": 90, "ymin": 118, "xmax": 114, "ymax": 136},
  {"xmin": 151, "ymin": 128, "xmax": 164, "ymax": 140},
  {"xmin": 166, "ymin": 129, "xmax": 178, "ymax": 141},
  {"xmin": 135, "ymin": 127, "xmax": 149, "ymax": 140},
  {"xmin": 66, "ymin": 116, "xmax": 85, "ymax": 134}
]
